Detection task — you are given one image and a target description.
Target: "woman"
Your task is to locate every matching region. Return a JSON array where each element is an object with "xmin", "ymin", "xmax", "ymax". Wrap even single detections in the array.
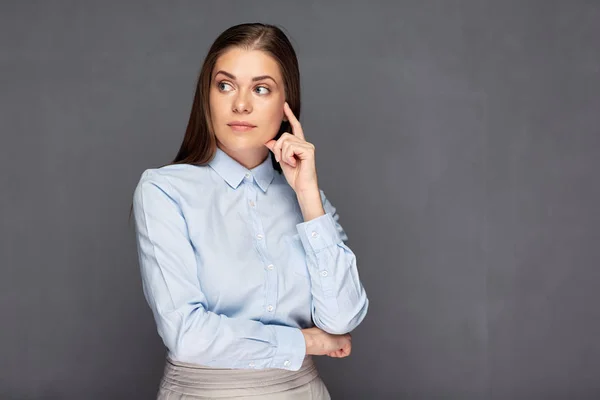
[{"xmin": 132, "ymin": 22, "xmax": 369, "ymax": 399}]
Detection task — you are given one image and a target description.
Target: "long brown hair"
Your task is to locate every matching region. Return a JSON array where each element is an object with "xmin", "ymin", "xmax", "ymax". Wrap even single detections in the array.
[{"xmin": 129, "ymin": 23, "xmax": 301, "ymax": 221}]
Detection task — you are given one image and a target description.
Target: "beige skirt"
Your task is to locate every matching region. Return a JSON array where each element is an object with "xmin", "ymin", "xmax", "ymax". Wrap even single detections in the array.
[{"xmin": 156, "ymin": 355, "xmax": 331, "ymax": 399}]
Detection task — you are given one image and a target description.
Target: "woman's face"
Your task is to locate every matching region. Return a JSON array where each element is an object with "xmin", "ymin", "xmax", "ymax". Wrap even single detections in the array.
[{"xmin": 209, "ymin": 47, "xmax": 286, "ymax": 157}]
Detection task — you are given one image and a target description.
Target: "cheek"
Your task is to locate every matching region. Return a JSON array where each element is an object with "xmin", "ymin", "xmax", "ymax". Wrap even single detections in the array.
[
  {"xmin": 259, "ymin": 103, "xmax": 283, "ymax": 123},
  {"xmin": 262, "ymin": 114, "xmax": 282, "ymax": 133},
  {"xmin": 209, "ymin": 91, "xmax": 227, "ymax": 115},
  {"xmin": 208, "ymin": 94, "xmax": 217, "ymax": 115}
]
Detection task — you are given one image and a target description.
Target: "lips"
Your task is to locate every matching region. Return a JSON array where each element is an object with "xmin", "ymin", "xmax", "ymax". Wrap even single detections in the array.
[
  {"xmin": 228, "ymin": 121, "xmax": 256, "ymax": 132},
  {"xmin": 227, "ymin": 121, "xmax": 256, "ymax": 127}
]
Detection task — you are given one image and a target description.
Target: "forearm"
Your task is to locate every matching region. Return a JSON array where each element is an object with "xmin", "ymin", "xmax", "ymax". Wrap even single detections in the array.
[
  {"xmin": 149, "ymin": 301, "xmax": 307, "ymax": 370},
  {"xmin": 300, "ymin": 238, "xmax": 369, "ymax": 334},
  {"xmin": 295, "ymin": 190, "xmax": 369, "ymax": 335}
]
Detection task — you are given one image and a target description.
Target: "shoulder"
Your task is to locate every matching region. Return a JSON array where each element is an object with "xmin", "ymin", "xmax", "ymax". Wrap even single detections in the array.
[
  {"xmin": 134, "ymin": 163, "xmax": 211, "ymax": 200},
  {"xmin": 137, "ymin": 163, "xmax": 211, "ymax": 185}
]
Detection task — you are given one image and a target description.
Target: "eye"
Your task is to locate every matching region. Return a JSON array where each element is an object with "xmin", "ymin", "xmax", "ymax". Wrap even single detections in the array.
[
  {"xmin": 255, "ymin": 86, "xmax": 270, "ymax": 95},
  {"xmin": 218, "ymin": 81, "xmax": 233, "ymax": 91}
]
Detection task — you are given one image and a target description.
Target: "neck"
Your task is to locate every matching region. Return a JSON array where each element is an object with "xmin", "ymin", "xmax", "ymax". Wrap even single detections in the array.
[{"xmin": 217, "ymin": 143, "xmax": 269, "ymax": 170}]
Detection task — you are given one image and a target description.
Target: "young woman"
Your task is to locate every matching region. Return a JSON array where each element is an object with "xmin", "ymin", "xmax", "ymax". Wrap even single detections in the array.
[{"xmin": 132, "ymin": 22, "xmax": 369, "ymax": 399}]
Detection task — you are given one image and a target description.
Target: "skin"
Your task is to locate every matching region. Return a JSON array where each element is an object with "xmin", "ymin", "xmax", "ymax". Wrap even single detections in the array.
[
  {"xmin": 209, "ymin": 47, "xmax": 352, "ymax": 358},
  {"xmin": 209, "ymin": 46, "xmax": 285, "ymax": 170}
]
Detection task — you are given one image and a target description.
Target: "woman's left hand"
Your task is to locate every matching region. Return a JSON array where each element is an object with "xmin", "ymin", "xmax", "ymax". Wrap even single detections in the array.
[{"xmin": 264, "ymin": 102, "xmax": 318, "ymax": 194}]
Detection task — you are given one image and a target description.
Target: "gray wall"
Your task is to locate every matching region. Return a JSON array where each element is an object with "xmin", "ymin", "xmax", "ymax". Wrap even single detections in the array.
[{"xmin": 2, "ymin": 1, "xmax": 599, "ymax": 399}]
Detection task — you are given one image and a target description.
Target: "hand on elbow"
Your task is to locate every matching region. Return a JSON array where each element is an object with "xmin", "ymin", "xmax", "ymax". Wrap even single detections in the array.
[{"xmin": 301, "ymin": 327, "xmax": 352, "ymax": 358}]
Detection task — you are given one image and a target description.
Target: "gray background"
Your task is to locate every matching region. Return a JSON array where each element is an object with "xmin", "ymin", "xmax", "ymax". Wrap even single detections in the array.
[{"xmin": 1, "ymin": 1, "xmax": 599, "ymax": 399}]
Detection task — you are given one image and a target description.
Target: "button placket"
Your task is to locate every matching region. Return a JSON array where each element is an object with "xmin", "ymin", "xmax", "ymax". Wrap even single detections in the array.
[
  {"xmin": 247, "ymin": 184, "xmax": 262, "ymax": 242},
  {"xmin": 245, "ymin": 181, "xmax": 278, "ymax": 324}
]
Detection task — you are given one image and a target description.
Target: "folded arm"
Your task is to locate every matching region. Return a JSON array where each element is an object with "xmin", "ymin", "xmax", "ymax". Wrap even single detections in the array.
[{"xmin": 133, "ymin": 170, "xmax": 306, "ymax": 370}]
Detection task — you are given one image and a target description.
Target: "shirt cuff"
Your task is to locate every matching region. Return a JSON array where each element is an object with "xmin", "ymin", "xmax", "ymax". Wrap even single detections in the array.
[
  {"xmin": 296, "ymin": 212, "xmax": 342, "ymax": 253},
  {"xmin": 270, "ymin": 325, "xmax": 307, "ymax": 371}
]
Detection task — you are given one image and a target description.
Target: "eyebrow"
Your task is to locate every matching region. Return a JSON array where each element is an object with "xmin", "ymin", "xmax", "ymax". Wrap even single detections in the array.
[{"xmin": 214, "ymin": 70, "xmax": 278, "ymax": 85}]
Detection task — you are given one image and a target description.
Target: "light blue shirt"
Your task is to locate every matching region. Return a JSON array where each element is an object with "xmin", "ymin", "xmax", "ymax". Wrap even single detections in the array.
[{"xmin": 132, "ymin": 146, "xmax": 369, "ymax": 371}]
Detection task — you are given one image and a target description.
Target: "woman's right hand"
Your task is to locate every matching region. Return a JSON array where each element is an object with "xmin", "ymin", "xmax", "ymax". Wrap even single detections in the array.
[{"xmin": 301, "ymin": 327, "xmax": 352, "ymax": 358}]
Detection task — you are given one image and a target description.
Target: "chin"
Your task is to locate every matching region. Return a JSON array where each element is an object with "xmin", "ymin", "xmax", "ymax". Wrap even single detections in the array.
[{"xmin": 218, "ymin": 137, "xmax": 267, "ymax": 151}]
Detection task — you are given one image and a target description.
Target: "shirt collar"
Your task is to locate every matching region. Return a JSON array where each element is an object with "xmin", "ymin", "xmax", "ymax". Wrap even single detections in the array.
[{"xmin": 208, "ymin": 146, "xmax": 275, "ymax": 193}]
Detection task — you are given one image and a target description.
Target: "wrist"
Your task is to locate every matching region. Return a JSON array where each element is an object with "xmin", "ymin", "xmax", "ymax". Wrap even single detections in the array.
[
  {"xmin": 296, "ymin": 189, "xmax": 324, "ymax": 222},
  {"xmin": 301, "ymin": 329, "xmax": 315, "ymax": 355},
  {"xmin": 296, "ymin": 186, "xmax": 320, "ymax": 202}
]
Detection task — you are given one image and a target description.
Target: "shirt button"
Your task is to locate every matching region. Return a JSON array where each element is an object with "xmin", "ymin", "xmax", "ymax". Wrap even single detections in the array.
[
  {"xmin": 267, "ymin": 264, "xmax": 274, "ymax": 270},
  {"xmin": 267, "ymin": 305, "xmax": 274, "ymax": 312},
  {"xmin": 311, "ymin": 231, "xmax": 319, "ymax": 238},
  {"xmin": 256, "ymin": 233, "xmax": 263, "ymax": 240},
  {"xmin": 249, "ymin": 200, "xmax": 255, "ymax": 207},
  {"xmin": 283, "ymin": 360, "xmax": 291, "ymax": 367},
  {"xmin": 320, "ymin": 270, "xmax": 328, "ymax": 277},
  {"xmin": 249, "ymin": 362, "xmax": 255, "ymax": 367},
  {"xmin": 245, "ymin": 172, "xmax": 251, "ymax": 178}
]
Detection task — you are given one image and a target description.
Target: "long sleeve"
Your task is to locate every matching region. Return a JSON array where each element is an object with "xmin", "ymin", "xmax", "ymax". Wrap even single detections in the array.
[
  {"xmin": 295, "ymin": 190, "xmax": 369, "ymax": 335},
  {"xmin": 132, "ymin": 170, "xmax": 306, "ymax": 370}
]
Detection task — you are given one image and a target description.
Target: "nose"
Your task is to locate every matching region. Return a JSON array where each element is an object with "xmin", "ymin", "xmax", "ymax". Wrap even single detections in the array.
[{"xmin": 232, "ymin": 89, "xmax": 252, "ymax": 114}]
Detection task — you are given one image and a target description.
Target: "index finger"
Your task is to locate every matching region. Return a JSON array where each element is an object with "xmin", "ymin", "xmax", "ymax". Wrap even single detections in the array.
[{"xmin": 283, "ymin": 102, "xmax": 305, "ymax": 140}]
